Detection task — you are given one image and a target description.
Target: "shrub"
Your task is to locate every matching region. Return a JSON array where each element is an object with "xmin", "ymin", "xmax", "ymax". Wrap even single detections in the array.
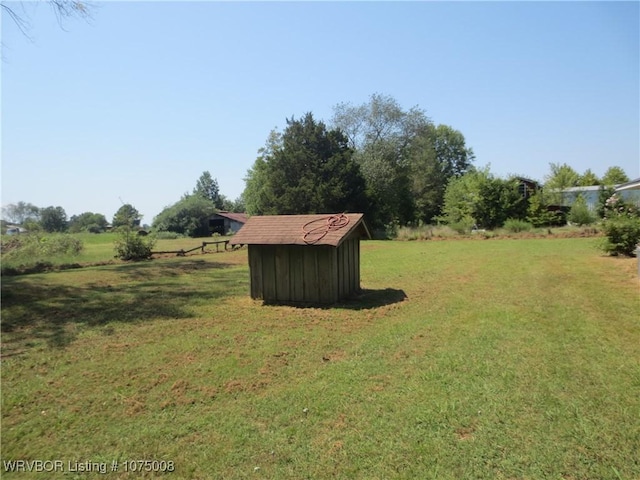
[
  {"xmin": 114, "ymin": 230, "xmax": 156, "ymax": 261},
  {"xmin": 153, "ymin": 231, "xmax": 186, "ymax": 240},
  {"xmin": 599, "ymin": 216, "xmax": 640, "ymax": 257},
  {"xmin": 526, "ymin": 192, "xmax": 567, "ymax": 227},
  {"xmin": 503, "ymin": 218, "xmax": 533, "ymax": 233},
  {"xmin": 603, "ymin": 193, "xmax": 640, "ymax": 219},
  {"xmin": 449, "ymin": 218, "xmax": 475, "ymax": 235},
  {"xmin": 1, "ymin": 233, "xmax": 83, "ymax": 260},
  {"xmin": 568, "ymin": 195, "xmax": 596, "ymax": 226}
]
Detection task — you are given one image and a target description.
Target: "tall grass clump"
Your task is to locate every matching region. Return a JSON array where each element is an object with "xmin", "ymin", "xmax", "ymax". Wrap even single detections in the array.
[
  {"xmin": 503, "ymin": 218, "xmax": 533, "ymax": 233},
  {"xmin": 396, "ymin": 225, "xmax": 432, "ymax": 241}
]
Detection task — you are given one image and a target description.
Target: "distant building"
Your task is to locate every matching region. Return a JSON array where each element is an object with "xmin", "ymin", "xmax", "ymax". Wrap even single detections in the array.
[
  {"xmin": 5, "ymin": 225, "xmax": 28, "ymax": 235},
  {"xmin": 515, "ymin": 177, "xmax": 541, "ymax": 199},
  {"xmin": 555, "ymin": 184, "xmax": 640, "ymax": 211},
  {"xmin": 208, "ymin": 212, "xmax": 248, "ymax": 235},
  {"xmin": 615, "ymin": 177, "xmax": 640, "ymax": 193}
]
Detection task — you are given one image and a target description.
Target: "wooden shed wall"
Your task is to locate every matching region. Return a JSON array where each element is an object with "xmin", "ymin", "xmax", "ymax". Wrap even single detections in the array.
[{"xmin": 247, "ymin": 237, "xmax": 361, "ymax": 304}]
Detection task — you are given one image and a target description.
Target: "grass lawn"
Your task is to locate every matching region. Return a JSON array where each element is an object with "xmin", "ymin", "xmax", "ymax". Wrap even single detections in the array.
[{"xmin": 1, "ymin": 238, "xmax": 639, "ymax": 479}]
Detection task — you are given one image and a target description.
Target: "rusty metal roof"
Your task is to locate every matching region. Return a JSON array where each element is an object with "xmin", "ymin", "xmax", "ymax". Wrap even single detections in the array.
[{"xmin": 229, "ymin": 213, "xmax": 370, "ymax": 247}]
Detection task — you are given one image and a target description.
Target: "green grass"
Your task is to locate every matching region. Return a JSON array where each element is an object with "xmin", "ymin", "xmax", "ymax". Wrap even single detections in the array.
[
  {"xmin": 0, "ymin": 233, "xmax": 234, "ymax": 273},
  {"xmin": 1, "ymin": 238, "xmax": 639, "ymax": 479}
]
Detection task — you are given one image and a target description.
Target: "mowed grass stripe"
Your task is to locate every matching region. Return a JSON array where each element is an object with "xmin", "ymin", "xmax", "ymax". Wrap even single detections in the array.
[{"xmin": 1, "ymin": 238, "xmax": 638, "ymax": 479}]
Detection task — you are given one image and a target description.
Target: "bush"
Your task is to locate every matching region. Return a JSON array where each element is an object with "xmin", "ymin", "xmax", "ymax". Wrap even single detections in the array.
[
  {"xmin": 114, "ymin": 230, "xmax": 156, "ymax": 261},
  {"xmin": 153, "ymin": 231, "xmax": 186, "ymax": 240},
  {"xmin": 449, "ymin": 218, "xmax": 475, "ymax": 235},
  {"xmin": 1, "ymin": 233, "xmax": 83, "ymax": 260},
  {"xmin": 599, "ymin": 216, "xmax": 640, "ymax": 257},
  {"xmin": 568, "ymin": 195, "xmax": 596, "ymax": 226},
  {"xmin": 503, "ymin": 218, "xmax": 533, "ymax": 233}
]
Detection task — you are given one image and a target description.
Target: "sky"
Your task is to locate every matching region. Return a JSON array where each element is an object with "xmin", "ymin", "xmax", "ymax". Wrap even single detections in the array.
[{"xmin": 2, "ymin": 1, "xmax": 639, "ymax": 223}]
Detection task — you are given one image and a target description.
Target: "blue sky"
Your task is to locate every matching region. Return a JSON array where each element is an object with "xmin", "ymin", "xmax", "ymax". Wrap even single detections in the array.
[{"xmin": 2, "ymin": 1, "xmax": 638, "ymax": 223}]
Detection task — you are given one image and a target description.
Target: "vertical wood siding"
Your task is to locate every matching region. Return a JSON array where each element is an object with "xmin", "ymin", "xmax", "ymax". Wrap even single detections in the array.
[{"xmin": 249, "ymin": 238, "xmax": 361, "ymax": 304}]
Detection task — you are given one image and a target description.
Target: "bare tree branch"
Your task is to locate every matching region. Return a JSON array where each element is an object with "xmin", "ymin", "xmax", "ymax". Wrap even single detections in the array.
[
  {"xmin": 1, "ymin": 3, "xmax": 33, "ymax": 39},
  {"xmin": 2, "ymin": 1, "xmax": 94, "ymax": 36}
]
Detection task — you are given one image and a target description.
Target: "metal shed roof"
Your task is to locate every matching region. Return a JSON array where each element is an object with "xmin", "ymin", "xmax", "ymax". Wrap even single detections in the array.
[
  {"xmin": 229, "ymin": 213, "xmax": 370, "ymax": 247},
  {"xmin": 615, "ymin": 177, "xmax": 640, "ymax": 192}
]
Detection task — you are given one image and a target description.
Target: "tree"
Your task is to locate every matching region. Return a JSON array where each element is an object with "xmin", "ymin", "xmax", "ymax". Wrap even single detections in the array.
[
  {"xmin": 332, "ymin": 94, "xmax": 474, "ymax": 227},
  {"xmin": 602, "ymin": 166, "xmax": 629, "ymax": 186},
  {"xmin": 568, "ymin": 195, "xmax": 595, "ymax": 226},
  {"xmin": 193, "ymin": 171, "xmax": 223, "ymax": 209},
  {"xmin": 577, "ymin": 169, "xmax": 601, "ymax": 187},
  {"xmin": 39, "ymin": 206, "xmax": 68, "ymax": 232},
  {"xmin": 544, "ymin": 163, "xmax": 580, "ymax": 205},
  {"xmin": 153, "ymin": 194, "xmax": 217, "ymax": 237},
  {"xmin": 243, "ymin": 130, "xmax": 281, "ymax": 215},
  {"xmin": 408, "ymin": 124, "xmax": 475, "ymax": 223},
  {"xmin": 332, "ymin": 94, "xmax": 432, "ymax": 228},
  {"xmin": 243, "ymin": 113, "xmax": 368, "ymax": 216},
  {"xmin": 526, "ymin": 191, "xmax": 565, "ymax": 227},
  {"xmin": 221, "ymin": 196, "xmax": 245, "ymax": 213},
  {"xmin": 441, "ymin": 167, "xmax": 526, "ymax": 230},
  {"xmin": 1, "ymin": 201, "xmax": 40, "ymax": 224},
  {"xmin": 545, "ymin": 163, "xmax": 580, "ymax": 190},
  {"xmin": 68, "ymin": 212, "xmax": 108, "ymax": 233},
  {"xmin": 112, "ymin": 204, "xmax": 141, "ymax": 229}
]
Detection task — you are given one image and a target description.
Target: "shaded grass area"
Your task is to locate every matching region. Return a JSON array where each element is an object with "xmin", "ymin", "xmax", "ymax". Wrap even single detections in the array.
[
  {"xmin": 1, "ymin": 239, "xmax": 639, "ymax": 479},
  {"xmin": 0, "ymin": 233, "xmax": 238, "ymax": 274},
  {"xmin": 1, "ymin": 258, "xmax": 247, "ymax": 355}
]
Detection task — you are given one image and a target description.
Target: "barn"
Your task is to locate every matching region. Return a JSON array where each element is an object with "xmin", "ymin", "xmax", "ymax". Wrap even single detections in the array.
[
  {"xmin": 208, "ymin": 212, "xmax": 248, "ymax": 235},
  {"xmin": 229, "ymin": 213, "xmax": 370, "ymax": 304}
]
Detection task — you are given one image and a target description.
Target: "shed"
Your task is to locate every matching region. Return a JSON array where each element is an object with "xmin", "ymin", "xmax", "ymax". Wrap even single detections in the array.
[
  {"xmin": 209, "ymin": 212, "xmax": 248, "ymax": 235},
  {"xmin": 229, "ymin": 213, "xmax": 370, "ymax": 304}
]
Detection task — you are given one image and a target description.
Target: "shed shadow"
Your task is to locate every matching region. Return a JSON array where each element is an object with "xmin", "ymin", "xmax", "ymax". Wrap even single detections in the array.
[
  {"xmin": 337, "ymin": 288, "xmax": 408, "ymax": 310},
  {"xmin": 262, "ymin": 288, "xmax": 407, "ymax": 310}
]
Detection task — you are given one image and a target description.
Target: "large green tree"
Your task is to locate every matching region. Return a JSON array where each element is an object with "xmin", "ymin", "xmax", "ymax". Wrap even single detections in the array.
[
  {"xmin": 332, "ymin": 94, "xmax": 474, "ymax": 227},
  {"xmin": 243, "ymin": 113, "xmax": 368, "ymax": 216},
  {"xmin": 544, "ymin": 163, "xmax": 581, "ymax": 205},
  {"xmin": 577, "ymin": 169, "xmax": 601, "ymax": 187},
  {"xmin": 442, "ymin": 167, "xmax": 526, "ymax": 230},
  {"xmin": 408, "ymin": 124, "xmax": 475, "ymax": 223},
  {"xmin": 545, "ymin": 163, "xmax": 580, "ymax": 190},
  {"xmin": 1, "ymin": 201, "xmax": 40, "ymax": 224},
  {"xmin": 601, "ymin": 166, "xmax": 629, "ymax": 186},
  {"xmin": 153, "ymin": 194, "xmax": 217, "ymax": 237},
  {"xmin": 112, "ymin": 204, "xmax": 141, "ymax": 229},
  {"xmin": 39, "ymin": 206, "xmax": 68, "ymax": 232},
  {"xmin": 332, "ymin": 94, "xmax": 429, "ymax": 227},
  {"xmin": 68, "ymin": 212, "xmax": 108, "ymax": 233},
  {"xmin": 193, "ymin": 171, "xmax": 223, "ymax": 209}
]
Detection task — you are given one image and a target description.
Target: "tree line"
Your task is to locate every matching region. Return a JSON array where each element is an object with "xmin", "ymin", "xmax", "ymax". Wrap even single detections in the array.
[
  {"xmin": 244, "ymin": 94, "xmax": 475, "ymax": 232},
  {"xmin": 0, "ymin": 202, "xmax": 145, "ymax": 234},
  {"xmin": 3, "ymin": 93, "xmax": 633, "ymax": 237},
  {"xmin": 242, "ymin": 93, "xmax": 632, "ymax": 233}
]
